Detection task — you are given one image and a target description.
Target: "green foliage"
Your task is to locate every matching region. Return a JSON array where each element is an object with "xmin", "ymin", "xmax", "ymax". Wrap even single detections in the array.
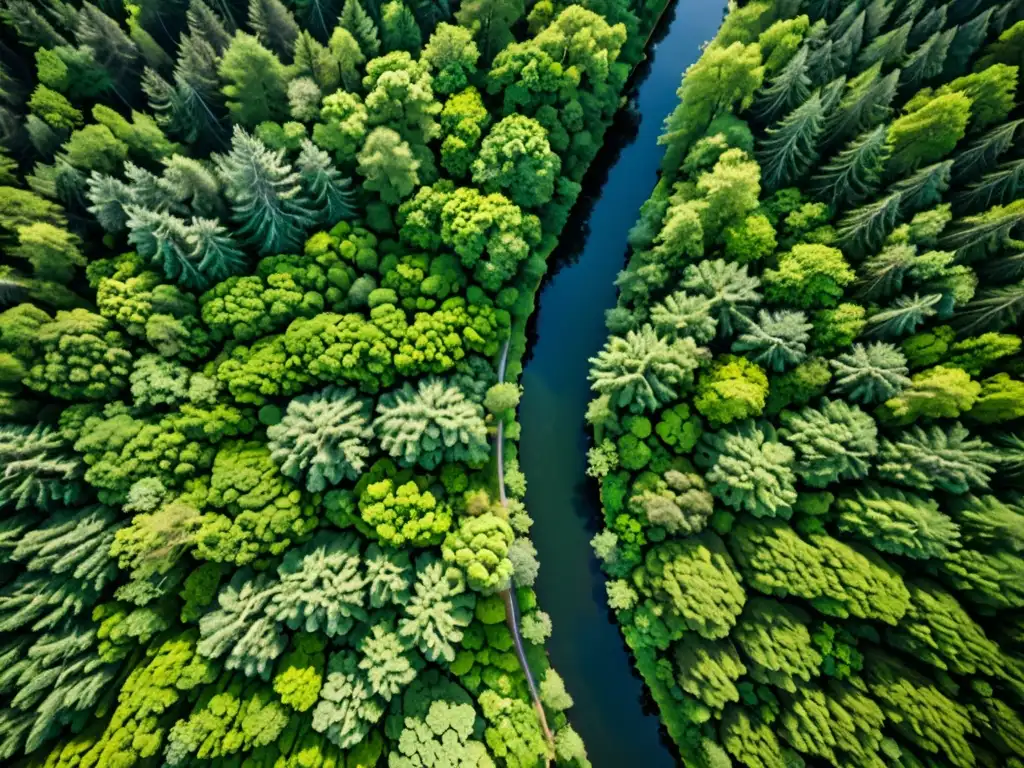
[
  {"xmin": 876, "ymin": 422, "xmax": 998, "ymax": 494},
  {"xmin": 778, "ymin": 399, "xmax": 878, "ymax": 488},
  {"xmin": 442, "ymin": 510, "xmax": 514, "ymax": 593},
  {"xmin": 695, "ymin": 420, "xmax": 797, "ymax": 519},
  {"xmin": 763, "ymin": 243, "xmax": 854, "ymax": 309},
  {"xmin": 633, "ymin": 533, "xmax": 746, "ymax": 642},
  {"xmin": 733, "ymin": 598, "xmax": 821, "ymax": 692},
  {"xmin": 268, "ymin": 386, "xmax": 373, "ymax": 491},
  {"xmin": 694, "ymin": 355, "xmax": 768, "ymax": 426},
  {"xmin": 836, "ymin": 485, "xmax": 960, "ymax": 560}
]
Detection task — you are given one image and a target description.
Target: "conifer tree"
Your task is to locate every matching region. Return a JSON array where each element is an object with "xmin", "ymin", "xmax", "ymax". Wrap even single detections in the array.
[
  {"xmin": 952, "ymin": 119, "xmax": 1022, "ymax": 184},
  {"xmin": 248, "ymin": 0, "xmax": 301, "ymax": 57},
  {"xmin": 901, "ymin": 28, "xmax": 956, "ymax": 92},
  {"xmin": 214, "ymin": 126, "xmax": 313, "ymax": 255},
  {"xmin": 856, "ymin": 20, "xmax": 912, "ymax": 70},
  {"xmin": 957, "ymin": 158, "xmax": 1024, "ymax": 213},
  {"xmin": 757, "ymin": 91, "xmax": 825, "ymax": 191},
  {"xmin": 752, "ymin": 44, "xmax": 811, "ymax": 126},
  {"xmin": 825, "ymin": 64, "xmax": 900, "ymax": 149},
  {"xmin": 811, "ymin": 124, "xmax": 889, "ymax": 210},
  {"xmin": 296, "ymin": 139, "xmax": 358, "ymax": 225},
  {"xmin": 340, "ymin": 0, "xmax": 382, "ymax": 58},
  {"xmin": 837, "ymin": 192, "xmax": 902, "ymax": 258}
]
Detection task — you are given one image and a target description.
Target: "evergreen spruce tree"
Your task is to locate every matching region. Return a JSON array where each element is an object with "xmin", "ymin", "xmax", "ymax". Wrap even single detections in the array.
[
  {"xmin": 900, "ymin": 28, "xmax": 956, "ymax": 92},
  {"xmin": 340, "ymin": 0, "xmax": 382, "ymax": 58},
  {"xmin": 952, "ymin": 119, "xmax": 1023, "ymax": 184},
  {"xmin": 757, "ymin": 92, "xmax": 825, "ymax": 192},
  {"xmin": 825, "ymin": 64, "xmax": 900, "ymax": 149},
  {"xmin": 296, "ymin": 139, "xmax": 357, "ymax": 225},
  {"xmin": 213, "ymin": 126, "xmax": 313, "ymax": 255},
  {"xmin": 837, "ymin": 192, "xmax": 903, "ymax": 257},
  {"xmin": 753, "ymin": 46, "xmax": 812, "ymax": 126},
  {"xmin": 856, "ymin": 20, "xmax": 912, "ymax": 70},
  {"xmin": 944, "ymin": 7, "xmax": 994, "ymax": 77},
  {"xmin": 248, "ymin": 0, "xmax": 301, "ymax": 58},
  {"xmin": 957, "ymin": 158, "xmax": 1024, "ymax": 213},
  {"xmin": 811, "ymin": 124, "xmax": 889, "ymax": 210}
]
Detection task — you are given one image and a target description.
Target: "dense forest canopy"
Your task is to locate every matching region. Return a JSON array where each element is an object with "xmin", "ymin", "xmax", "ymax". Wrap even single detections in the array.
[
  {"xmin": 0, "ymin": 0, "xmax": 677, "ymax": 764},
  {"xmin": 586, "ymin": 0, "xmax": 1024, "ymax": 767}
]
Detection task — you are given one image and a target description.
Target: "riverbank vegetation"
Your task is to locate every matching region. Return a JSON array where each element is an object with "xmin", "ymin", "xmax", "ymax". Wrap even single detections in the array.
[
  {"xmin": 0, "ymin": 0, "xmax": 672, "ymax": 764},
  {"xmin": 586, "ymin": 0, "xmax": 1024, "ymax": 766}
]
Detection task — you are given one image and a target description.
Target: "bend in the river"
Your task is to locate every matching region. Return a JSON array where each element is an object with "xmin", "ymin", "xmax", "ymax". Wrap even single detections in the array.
[{"xmin": 518, "ymin": 1, "xmax": 729, "ymax": 765}]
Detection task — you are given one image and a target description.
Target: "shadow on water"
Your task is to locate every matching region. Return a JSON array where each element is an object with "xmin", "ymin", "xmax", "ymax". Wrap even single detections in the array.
[{"xmin": 517, "ymin": 1, "xmax": 729, "ymax": 765}]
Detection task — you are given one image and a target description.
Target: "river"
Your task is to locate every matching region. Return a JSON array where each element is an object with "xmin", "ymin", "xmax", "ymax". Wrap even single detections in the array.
[{"xmin": 518, "ymin": 1, "xmax": 729, "ymax": 765}]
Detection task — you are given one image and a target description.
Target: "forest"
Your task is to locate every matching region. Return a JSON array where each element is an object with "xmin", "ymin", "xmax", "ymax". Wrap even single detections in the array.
[
  {"xmin": 0, "ymin": 0, "xmax": 677, "ymax": 764},
  {"xmin": 585, "ymin": 0, "xmax": 1024, "ymax": 767}
]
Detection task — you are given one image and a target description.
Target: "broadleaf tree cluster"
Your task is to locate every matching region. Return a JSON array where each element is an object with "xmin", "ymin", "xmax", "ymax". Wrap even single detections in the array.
[
  {"xmin": 0, "ymin": 0, "xmax": 675, "ymax": 762},
  {"xmin": 588, "ymin": 1, "xmax": 1024, "ymax": 766}
]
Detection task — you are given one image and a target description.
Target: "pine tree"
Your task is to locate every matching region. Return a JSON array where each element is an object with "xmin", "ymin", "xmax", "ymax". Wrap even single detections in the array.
[
  {"xmin": 188, "ymin": 0, "xmax": 233, "ymax": 53},
  {"xmin": 340, "ymin": 0, "xmax": 381, "ymax": 58},
  {"xmin": 0, "ymin": 1, "xmax": 71, "ymax": 49},
  {"xmin": 412, "ymin": 0, "xmax": 452, "ymax": 30},
  {"xmin": 836, "ymin": 485, "xmax": 959, "ymax": 559},
  {"xmin": 75, "ymin": 3, "xmax": 141, "ymax": 105},
  {"xmin": 214, "ymin": 126, "xmax": 313, "ymax": 255},
  {"xmin": 951, "ymin": 119, "xmax": 1023, "ymax": 184},
  {"xmin": 878, "ymin": 421, "xmax": 998, "ymax": 494},
  {"xmin": 944, "ymin": 7, "xmax": 993, "ymax": 77},
  {"xmin": 863, "ymin": 0, "xmax": 894, "ymax": 38},
  {"xmin": 297, "ymin": 140, "xmax": 358, "ymax": 226},
  {"xmin": 732, "ymin": 309, "xmax": 811, "ymax": 372},
  {"xmin": 757, "ymin": 91, "xmax": 825, "ymax": 191},
  {"xmin": 831, "ymin": 342, "xmax": 910, "ymax": 404},
  {"xmin": 187, "ymin": 218, "xmax": 246, "ymax": 283},
  {"xmin": 381, "ymin": 0, "xmax": 422, "ymax": 53},
  {"xmin": 825, "ymin": 64, "xmax": 899, "ymax": 149},
  {"xmin": 125, "ymin": 205, "xmax": 207, "ymax": 290},
  {"xmin": 954, "ymin": 279, "xmax": 1024, "ymax": 334},
  {"xmin": 248, "ymin": 0, "xmax": 300, "ymax": 58},
  {"xmin": 856, "ymin": 20, "xmax": 911, "ymax": 70},
  {"xmin": 940, "ymin": 200, "xmax": 1024, "ymax": 261},
  {"xmin": 865, "ymin": 292, "xmax": 942, "ymax": 339},
  {"xmin": 907, "ymin": 4, "xmax": 947, "ymax": 49},
  {"xmin": 892, "ymin": 160, "xmax": 953, "ymax": 215},
  {"xmin": 900, "ymin": 28, "xmax": 956, "ymax": 92},
  {"xmin": 811, "ymin": 124, "xmax": 888, "ymax": 210},
  {"xmin": 957, "ymin": 158, "xmax": 1024, "ymax": 213},
  {"xmin": 0, "ymin": 424, "xmax": 84, "ymax": 511},
  {"xmin": 837, "ymin": 192, "xmax": 902, "ymax": 258},
  {"xmin": 294, "ymin": 0, "xmax": 342, "ymax": 42}
]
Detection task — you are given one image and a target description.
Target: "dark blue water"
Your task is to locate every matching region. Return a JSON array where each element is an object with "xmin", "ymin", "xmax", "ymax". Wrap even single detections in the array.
[{"xmin": 518, "ymin": 1, "xmax": 728, "ymax": 764}]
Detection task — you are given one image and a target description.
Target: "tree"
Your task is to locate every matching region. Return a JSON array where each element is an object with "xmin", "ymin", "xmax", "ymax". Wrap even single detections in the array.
[
  {"xmin": 0, "ymin": 423, "xmax": 83, "ymax": 511},
  {"xmin": 197, "ymin": 569, "xmax": 287, "ymax": 679},
  {"xmin": 865, "ymin": 653, "xmax": 975, "ymax": 768},
  {"xmin": 390, "ymin": 701, "xmax": 492, "ymax": 767},
  {"xmin": 358, "ymin": 477, "xmax": 452, "ymax": 547},
  {"xmin": 267, "ymin": 532, "xmax": 369, "ymax": 641},
  {"xmin": 438, "ymin": 87, "xmax": 490, "ymax": 177},
  {"xmin": 836, "ymin": 192, "xmax": 903, "ymax": 258},
  {"xmin": 442, "ymin": 511, "xmax": 514, "ymax": 593},
  {"xmin": 215, "ymin": 126, "xmax": 313, "ymax": 255},
  {"xmin": 977, "ymin": 18, "xmax": 1024, "ymax": 70},
  {"xmin": 694, "ymin": 355, "xmax": 768, "ymax": 426},
  {"xmin": 752, "ymin": 44, "xmax": 811, "ymax": 125},
  {"xmin": 589, "ymin": 325, "xmax": 706, "ymax": 414},
  {"xmin": 362, "ymin": 52, "xmax": 440, "ymax": 149},
  {"xmin": 422, "ymin": 23, "xmax": 479, "ymax": 95},
  {"xmin": 826, "ymin": 63, "xmax": 899, "ymax": 148},
  {"xmin": 888, "ymin": 580, "xmax": 1012, "ymax": 678},
  {"xmin": 357, "ymin": 127, "xmax": 420, "ymax": 204},
  {"xmin": 879, "ymin": 365, "xmax": 981, "ymax": 424},
  {"xmin": 399, "ymin": 554, "xmax": 475, "ymax": 663},
  {"xmin": 313, "ymin": 650, "xmax": 384, "ymax": 749},
  {"xmin": 195, "ymin": 440, "xmax": 319, "ymax": 565},
  {"xmin": 312, "ymin": 90, "xmax": 369, "ymax": 163},
  {"xmin": 886, "ymin": 92, "xmax": 972, "ymax": 177},
  {"xmin": 779, "ymin": 399, "xmax": 878, "ymax": 487},
  {"xmin": 729, "ymin": 519, "xmax": 911, "ymax": 624},
  {"xmin": 877, "ymin": 421, "xmax": 998, "ymax": 494},
  {"xmin": 649, "ymin": 291, "xmax": 717, "ymax": 343},
  {"xmin": 763, "ymin": 243, "xmax": 854, "ymax": 309},
  {"xmin": 681, "ymin": 259, "xmax": 762, "ymax": 336},
  {"xmin": 900, "ymin": 28, "xmax": 956, "ymax": 91},
  {"xmin": 732, "ymin": 309, "xmax": 811, "ymax": 372},
  {"xmin": 25, "ymin": 309, "xmax": 132, "ymax": 401},
  {"xmin": 634, "ymin": 534, "xmax": 746, "ymax": 642},
  {"xmin": 721, "ymin": 707, "xmax": 787, "ymax": 768},
  {"xmin": 267, "ymin": 386, "xmax": 373, "ymax": 492},
  {"xmin": 373, "ymin": 377, "xmax": 488, "ymax": 469},
  {"xmin": 777, "ymin": 683, "xmax": 887, "ymax": 766},
  {"xmin": 857, "ymin": 19, "xmax": 911, "ymax": 69},
  {"xmin": 757, "ymin": 91, "xmax": 825, "ymax": 191},
  {"xmin": 811, "ymin": 124, "xmax": 888, "ymax": 210},
  {"xmin": 695, "ymin": 420, "xmax": 797, "ymax": 519},
  {"xmin": 672, "ymin": 636, "xmax": 746, "ymax": 716},
  {"xmin": 733, "ymin": 598, "xmax": 821, "ymax": 692},
  {"xmin": 629, "ymin": 468, "xmax": 714, "ymax": 535},
  {"xmin": 830, "ymin": 342, "xmax": 910, "ymax": 405},
  {"xmin": 248, "ymin": 0, "xmax": 300, "ymax": 57},
  {"xmin": 339, "ymin": 0, "xmax": 381, "ymax": 58},
  {"xmin": 471, "ymin": 115, "xmax": 560, "ymax": 208},
  {"xmin": 836, "ymin": 485, "xmax": 960, "ymax": 559},
  {"xmin": 381, "ymin": 1, "xmax": 422, "ymax": 53},
  {"xmin": 218, "ymin": 32, "xmax": 290, "ymax": 126},
  {"xmin": 455, "ymin": 0, "xmax": 522, "ymax": 64},
  {"xmin": 659, "ymin": 42, "xmax": 765, "ymax": 172}
]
